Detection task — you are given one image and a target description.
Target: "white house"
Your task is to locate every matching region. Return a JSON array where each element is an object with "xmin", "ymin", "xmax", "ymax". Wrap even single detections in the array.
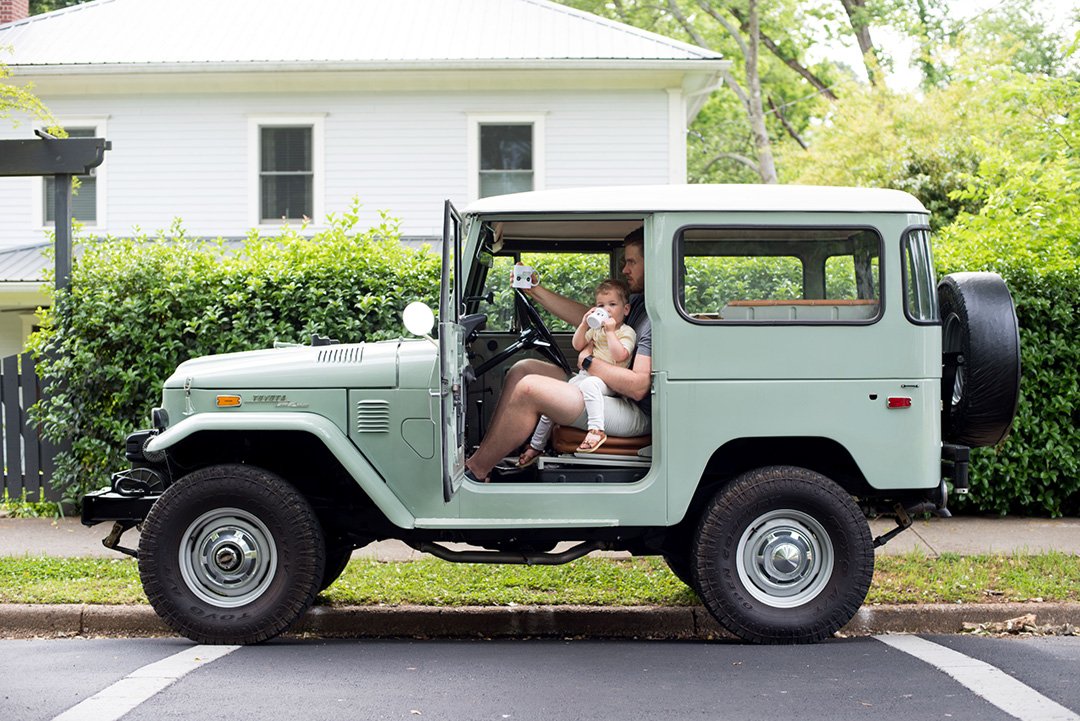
[{"xmin": 0, "ymin": 0, "xmax": 725, "ymax": 355}]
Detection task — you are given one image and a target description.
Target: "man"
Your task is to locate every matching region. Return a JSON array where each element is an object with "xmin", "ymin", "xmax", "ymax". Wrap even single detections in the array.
[{"xmin": 464, "ymin": 228, "xmax": 651, "ymax": 482}]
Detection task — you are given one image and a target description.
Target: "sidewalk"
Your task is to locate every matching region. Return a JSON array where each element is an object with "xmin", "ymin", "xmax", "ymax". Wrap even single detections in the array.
[{"xmin": 1, "ymin": 515, "xmax": 1077, "ymax": 640}]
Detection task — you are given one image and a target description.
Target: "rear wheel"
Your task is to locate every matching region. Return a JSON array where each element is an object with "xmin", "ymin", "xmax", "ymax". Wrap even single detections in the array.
[
  {"xmin": 693, "ymin": 466, "xmax": 873, "ymax": 644},
  {"xmin": 138, "ymin": 464, "xmax": 325, "ymax": 644}
]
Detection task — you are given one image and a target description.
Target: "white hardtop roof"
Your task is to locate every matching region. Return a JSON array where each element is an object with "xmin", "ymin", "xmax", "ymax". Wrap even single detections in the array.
[
  {"xmin": 0, "ymin": 0, "xmax": 724, "ymax": 69},
  {"xmin": 464, "ymin": 185, "xmax": 929, "ymax": 215}
]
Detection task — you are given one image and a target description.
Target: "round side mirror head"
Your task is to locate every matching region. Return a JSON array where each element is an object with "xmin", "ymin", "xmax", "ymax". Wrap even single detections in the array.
[{"xmin": 402, "ymin": 302, "xmax": 435, "ymax": 336}]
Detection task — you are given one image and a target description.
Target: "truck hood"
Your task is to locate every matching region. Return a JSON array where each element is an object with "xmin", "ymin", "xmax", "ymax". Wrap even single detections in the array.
[{"xmin": 163, "ymin": 339, "xmax": 437, "ymax": 390}]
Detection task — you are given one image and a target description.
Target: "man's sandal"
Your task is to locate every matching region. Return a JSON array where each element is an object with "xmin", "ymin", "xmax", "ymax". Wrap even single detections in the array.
[
  {"xmin": 577, "ymin": 429, "xmax": 607, "ymax": 453},
  {"xmin": 517, "ymin": 446, "xmax": 544, "ymax": 468}
]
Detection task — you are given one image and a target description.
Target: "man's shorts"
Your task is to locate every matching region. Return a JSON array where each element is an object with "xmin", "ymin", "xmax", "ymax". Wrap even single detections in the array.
[{"xmin": 568, "ymin": 395, "xmax": 651, "ymax": 437}]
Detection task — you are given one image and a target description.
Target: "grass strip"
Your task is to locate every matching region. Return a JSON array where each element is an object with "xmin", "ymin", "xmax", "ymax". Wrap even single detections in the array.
[{"xmin": 0, "ymin": 552, "xmax": 1077, "ymax": 606}]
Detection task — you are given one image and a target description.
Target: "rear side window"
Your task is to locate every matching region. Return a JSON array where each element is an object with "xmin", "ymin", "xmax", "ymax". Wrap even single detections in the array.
[
  {"xmin": 677, "ymin": 227, "xmax": 882, "ymax": 323},
  {"xmin": 902, "ymin": 228, "xmax": 939, "ymax": 323}
]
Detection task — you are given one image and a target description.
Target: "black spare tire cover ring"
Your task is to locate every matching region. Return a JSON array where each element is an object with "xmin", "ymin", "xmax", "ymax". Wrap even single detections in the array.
[{"xmin": 938, "ymin": 272, "xmax": 1021, "ymax": 448}]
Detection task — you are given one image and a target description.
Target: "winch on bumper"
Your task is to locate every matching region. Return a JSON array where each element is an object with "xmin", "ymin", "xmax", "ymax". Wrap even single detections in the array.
[{"xmin": 81, "ymin": 428, "xmax": 170, "ymax": 557}]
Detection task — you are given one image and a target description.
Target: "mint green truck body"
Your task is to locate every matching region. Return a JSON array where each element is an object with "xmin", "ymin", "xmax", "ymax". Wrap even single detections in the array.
[{"xmin": 84, "ymin": 185, "xmax": 1019, "ymax": 645}]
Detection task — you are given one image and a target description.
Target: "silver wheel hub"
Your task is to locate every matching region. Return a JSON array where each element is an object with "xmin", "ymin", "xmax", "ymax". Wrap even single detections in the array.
[
  {"xmin": 179, "ymin": 508, "xmax": 277, "ymax": 608},
  {"xmin": 736, "ymin": 509, "xmax": 834, "ymax": 609}
]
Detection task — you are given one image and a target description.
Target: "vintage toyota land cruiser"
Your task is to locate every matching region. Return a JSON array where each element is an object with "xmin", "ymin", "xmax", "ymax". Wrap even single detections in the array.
[{"xmin": 82, "ymin": 185, "xmax": 1020, "ymax": 645}]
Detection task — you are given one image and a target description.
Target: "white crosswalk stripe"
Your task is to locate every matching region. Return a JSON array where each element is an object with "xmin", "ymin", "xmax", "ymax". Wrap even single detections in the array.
[
  {"xmin": 51, "ymin": 644, "xmax": 239, "ymax": 721},
  {"xmin": 876, "ymin": 634, "xmax": 1080, "ymax": 721}
]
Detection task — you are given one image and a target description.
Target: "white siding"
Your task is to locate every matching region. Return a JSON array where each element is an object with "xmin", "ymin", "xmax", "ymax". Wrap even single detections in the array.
[{"xmin": 0, "ymin": 89, "xmax": 670, "ymax": 247}]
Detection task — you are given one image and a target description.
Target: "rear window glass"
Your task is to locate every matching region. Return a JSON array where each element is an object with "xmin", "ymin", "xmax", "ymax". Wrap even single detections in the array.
[
  {"xmin": 903, "ymin": 228, "xmax": 939, "ymax": 323},
  {"xmin": 677, "ymin": 227, "xmax": 882, "ymax": 323}
]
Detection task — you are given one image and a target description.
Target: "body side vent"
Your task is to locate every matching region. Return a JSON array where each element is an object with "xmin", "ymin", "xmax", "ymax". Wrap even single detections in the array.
[{"xmin": 355, "ymin": 399, "xmax": 391, "ymax": 434}]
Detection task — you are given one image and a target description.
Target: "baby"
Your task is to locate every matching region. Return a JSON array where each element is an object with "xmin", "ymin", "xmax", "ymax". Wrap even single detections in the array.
[{"xmin": 519, "ymin": 278, "xmax": 637, "ymax": 465}]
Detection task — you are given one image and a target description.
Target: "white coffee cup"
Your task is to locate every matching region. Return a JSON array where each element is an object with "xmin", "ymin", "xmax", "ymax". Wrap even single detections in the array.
[
  {"xmin": 512, "ymin": 264, "xmax": 537, "ymax": 288},
  {"xmin": 586, "ymin": 307, "xmax": 610, "ymax": 330}
]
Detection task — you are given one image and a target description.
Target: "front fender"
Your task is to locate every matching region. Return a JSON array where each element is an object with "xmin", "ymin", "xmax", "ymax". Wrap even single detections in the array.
[{"xmin": 145, "ymin": 412, "xmax": 416, "ymax": 529}]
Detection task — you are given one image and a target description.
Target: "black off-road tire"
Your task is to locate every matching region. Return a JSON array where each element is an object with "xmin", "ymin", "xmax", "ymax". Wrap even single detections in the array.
[
  {"xmin": 938, "ymin": 272, "xmax": 1021, "ymax": 447},
  {"xmin": 138, "ymin": 464, "xmax": 325, "ymax": 645},
  {"xmin": 692, "ymin": 466, "xmax": 874, "ymax": 644}
]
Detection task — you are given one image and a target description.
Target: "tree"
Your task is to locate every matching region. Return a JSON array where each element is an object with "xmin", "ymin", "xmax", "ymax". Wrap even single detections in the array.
[
  {"xmin": 1, "ymin": 52, "xmax": 58, "ymax": 131},
  {"xmin": 29, "ymin": 0, "xmax": 93, "ymax": 15}
]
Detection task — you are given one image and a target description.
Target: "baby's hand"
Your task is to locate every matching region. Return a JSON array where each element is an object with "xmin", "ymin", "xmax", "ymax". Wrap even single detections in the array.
[
  {"xmin": 580, "ymin": 308, "xmax": 595, "ymax": 327},
  {"xmin": 601, "ymin": 317, "xmax": 617, "ymax": 332}
]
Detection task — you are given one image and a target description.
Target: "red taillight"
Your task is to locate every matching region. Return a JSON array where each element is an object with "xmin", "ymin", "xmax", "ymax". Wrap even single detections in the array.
[{"xmin": 887, "ymin": 397, "xmax": 912, "ymax": 409}]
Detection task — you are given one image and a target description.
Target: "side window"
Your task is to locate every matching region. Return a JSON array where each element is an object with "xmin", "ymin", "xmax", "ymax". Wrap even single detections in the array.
[
  {"xmin": 485, "ymin": 252, "xmax": 611, "ymax": 332},
  {"xmin": 677, "ymin": 227, "xmax": 882, "ymax": 323},
  {"xmin": 468, "ymin": 114, "xmax": 545, "ymax": 200},
  {"xmin": 249, "ymin": 115, "xmax": 324, "ymax": 226},
  {"xmin": 903, "ymin": 228, "xmax": 939, "ymax": 323},
  {"xmin": 479, "ymin": 124, "xmax": 533, "ymax": 198},
  {"xmin": 44, "ymin": 127, "xmax": 98, "ymax": 225},
  {"xmin": 260, "ymin": 126, "xmax": 314, "ymax": 221}
]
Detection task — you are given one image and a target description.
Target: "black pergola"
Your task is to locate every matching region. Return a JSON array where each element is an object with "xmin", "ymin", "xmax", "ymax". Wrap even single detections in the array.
[{"xmin": 0, "ymin": 130, "xmax": 111, "ymax": 290}]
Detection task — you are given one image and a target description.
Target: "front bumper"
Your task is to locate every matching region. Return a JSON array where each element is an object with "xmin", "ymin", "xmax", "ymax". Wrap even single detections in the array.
[{"xmin": 81, "ymin": 487, "xmax": 158, "ymax": 526}]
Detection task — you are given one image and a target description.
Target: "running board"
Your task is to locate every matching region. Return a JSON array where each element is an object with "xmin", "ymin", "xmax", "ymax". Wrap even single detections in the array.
[{"xmin": 416, "ymin": 540, "xmax": 606, "ymax": 565}]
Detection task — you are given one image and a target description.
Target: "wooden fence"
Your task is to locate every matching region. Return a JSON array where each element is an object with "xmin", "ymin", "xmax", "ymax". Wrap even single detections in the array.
[{"xmin": 1, "ymin": 352, "xmax": 64, "ymax": 501}]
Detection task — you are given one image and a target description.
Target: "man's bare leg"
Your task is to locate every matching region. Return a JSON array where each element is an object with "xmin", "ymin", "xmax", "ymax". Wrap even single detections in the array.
[
  {"xmin": 482, "ymin": 359, "xmax": 565, "ymax": 448},
  {"xmin": 466, "ymin": 374, "xmax": 585, "ymax": 479}
]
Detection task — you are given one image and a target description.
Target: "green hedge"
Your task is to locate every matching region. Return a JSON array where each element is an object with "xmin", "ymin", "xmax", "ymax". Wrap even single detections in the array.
[
  {"xmin": 935, "ymin": 168, "xmax": 1080, "ymax": 516},
  {"xmin": 30, "ymin": 209, "xmax": 440, "ymax": 505}
]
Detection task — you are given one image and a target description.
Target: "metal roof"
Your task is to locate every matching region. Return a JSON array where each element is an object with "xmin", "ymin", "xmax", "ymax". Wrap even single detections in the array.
[
  {"xmin": 463, "ymin": 184, "xmax": 929, "ymax": 215},
  {"xmin": 0, "ymin": 0, "xmax": 724, "ymax": 69},
  {"xmin": 0, "ymin": 242, "xmax": 52, "ymax": 283}
]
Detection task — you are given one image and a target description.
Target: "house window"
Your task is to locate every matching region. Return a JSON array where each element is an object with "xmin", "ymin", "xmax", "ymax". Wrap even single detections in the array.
[
  {"xmin": 260, "ymin": 126, "xmax": 313, "ymax": 222},
  {"xmin": 479, "ymin": 124, "xmax": 533, "ymax": 198},
  {"xmin": 43, "ymin": 127, "xmax": 98, "ymax": 225},
  {"xmin": 468, "ymin": 114, "xmax": 545, "ymax": 200},
  {"xmin": 249, "ymin": 115, "xmax": 324, "ymax": 226}
]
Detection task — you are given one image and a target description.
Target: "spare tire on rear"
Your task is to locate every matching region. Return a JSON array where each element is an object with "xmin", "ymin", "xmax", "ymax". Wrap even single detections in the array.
[{"xmin": 938, "ymin": 272, "xmax": 1020, "ymax": 447}]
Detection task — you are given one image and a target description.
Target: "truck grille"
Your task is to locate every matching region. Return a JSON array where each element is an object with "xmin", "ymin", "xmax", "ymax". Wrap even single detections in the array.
[
  {"xmin": 317, "ymin": 347, "xmax": 362, "ymax": 364},
  {"xmin": 355, "ymin": 400, "xmax": 391, "ymax": 433}
]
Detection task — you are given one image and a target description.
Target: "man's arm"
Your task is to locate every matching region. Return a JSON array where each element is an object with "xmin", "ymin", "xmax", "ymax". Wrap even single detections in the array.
[
  {"xmin": 526, "ymin": 284, "xmax": 590, "ymax": 326},
  {"xmin": 582, "ymin": 353, "xmax": 652, "ymax": 401}
]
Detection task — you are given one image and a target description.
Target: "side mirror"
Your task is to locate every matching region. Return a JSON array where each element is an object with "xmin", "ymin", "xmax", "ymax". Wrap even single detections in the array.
[{"xmin": 402, "ymin": 302, "xmax": 436, "ymax": 337}]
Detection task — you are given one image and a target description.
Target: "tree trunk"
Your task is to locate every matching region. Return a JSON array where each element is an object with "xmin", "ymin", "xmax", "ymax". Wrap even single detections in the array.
[
  {"xmin": 839, "ymin": 0, "xmax": 880, "ymax": 86},
  {"xmin": 744, "ymin": 0, "xmax": 778, "ymax": 183}
]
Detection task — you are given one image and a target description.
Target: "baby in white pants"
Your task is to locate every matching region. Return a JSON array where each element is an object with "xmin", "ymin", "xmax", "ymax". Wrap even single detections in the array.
[{"xmin": 520, "ymin": 278, "xmax": 637, "ymax": 464}]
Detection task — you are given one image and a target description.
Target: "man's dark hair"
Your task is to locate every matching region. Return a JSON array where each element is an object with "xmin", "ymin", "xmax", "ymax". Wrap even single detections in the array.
[
  {"xmin": 595, "ymin": 278, "xmax": 631, "ymax": 305},
  {"xmin": 624, "ymin": 227, "xmax": 644, "ymax": 251}
]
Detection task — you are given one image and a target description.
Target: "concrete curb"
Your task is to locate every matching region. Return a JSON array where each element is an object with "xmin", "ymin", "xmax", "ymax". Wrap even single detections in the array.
[{"xmin": 2, "ymin": 602, "xmax": 1077, "ymax": 640}]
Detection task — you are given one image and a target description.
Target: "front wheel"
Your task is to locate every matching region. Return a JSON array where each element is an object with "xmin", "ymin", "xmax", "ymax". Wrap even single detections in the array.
[
  {"xmin": 138, "ymin": 464, "xmax": 325, "ymax": 644},
  {"xmin": 692, "ymin": 466, "xmax": 874, "ymax": 644}
]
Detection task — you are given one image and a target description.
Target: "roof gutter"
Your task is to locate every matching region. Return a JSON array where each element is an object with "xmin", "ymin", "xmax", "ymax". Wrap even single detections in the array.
[{"xmin": 11, "ymin": 58, "xmax": 729, "ymax": 75}]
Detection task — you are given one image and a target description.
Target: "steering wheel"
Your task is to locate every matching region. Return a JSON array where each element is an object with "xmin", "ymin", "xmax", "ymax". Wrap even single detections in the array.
[{"xmin": 472, "ymin": 289, "xmax": 573, "ymax": 377}]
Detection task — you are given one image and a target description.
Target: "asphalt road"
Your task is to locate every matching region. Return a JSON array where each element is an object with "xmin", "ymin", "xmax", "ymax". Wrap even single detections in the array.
[{"xmin": 2, "ymin": 635, "xmax": 1078, "ymax": 721}]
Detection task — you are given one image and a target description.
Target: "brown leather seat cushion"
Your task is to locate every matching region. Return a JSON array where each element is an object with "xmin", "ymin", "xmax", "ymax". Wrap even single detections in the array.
[{"xmin": 551, "ymin": 425, "xmax": 650, "ymax": 455}]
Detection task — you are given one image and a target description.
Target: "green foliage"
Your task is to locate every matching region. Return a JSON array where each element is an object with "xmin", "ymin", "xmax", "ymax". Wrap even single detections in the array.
[
  {"xmin": 28, "ymin": 203, "xmax": 440, "ymax": 505},
  {"xmin": 930, "ymin": 67, "xmax": 1080, "ymax": 515},
  {"xmin": 0, "ymin": 50, "xmax": 62, "ymax": 133},
  {"xmin": 0, "ymin": 489, "xmax": 62, "ymax": 518}
]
